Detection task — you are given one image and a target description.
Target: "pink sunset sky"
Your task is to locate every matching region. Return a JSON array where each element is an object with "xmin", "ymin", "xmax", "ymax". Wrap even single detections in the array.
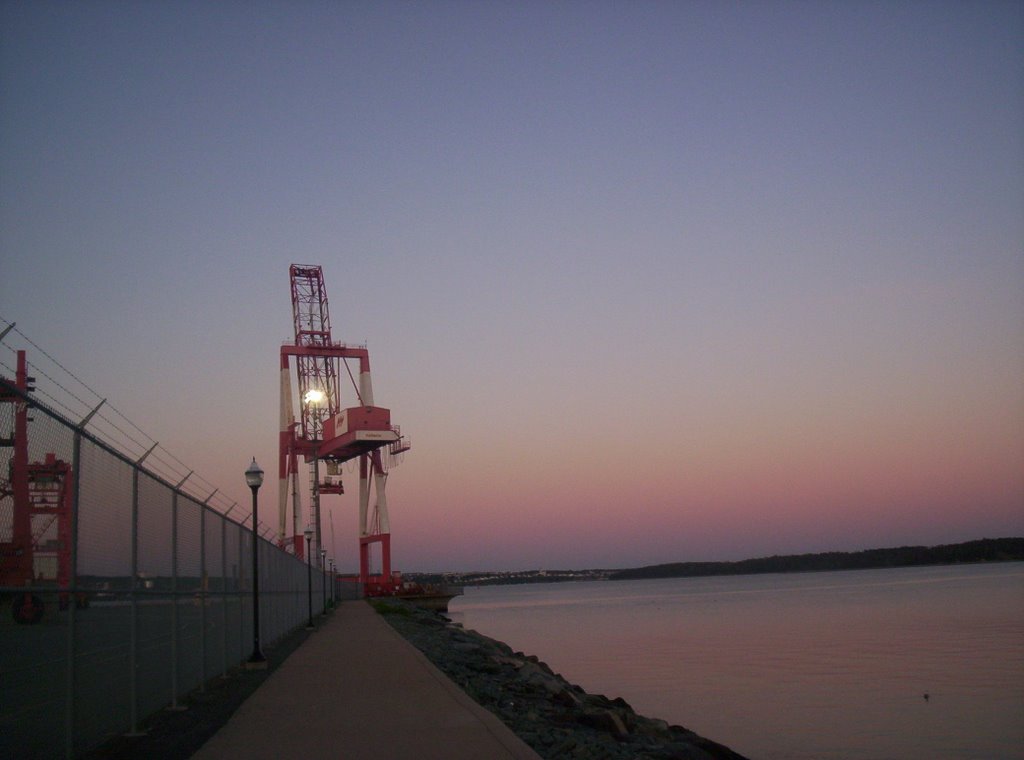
[{"xmin": 2, "ymin": 2, "xmax": 1022, "ymax": 572}]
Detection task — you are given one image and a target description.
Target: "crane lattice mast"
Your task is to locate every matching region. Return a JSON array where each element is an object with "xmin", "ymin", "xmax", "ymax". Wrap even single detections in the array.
[{"xmin": 290, "ymin": 266, "xmax": 341, "ymax": 440}]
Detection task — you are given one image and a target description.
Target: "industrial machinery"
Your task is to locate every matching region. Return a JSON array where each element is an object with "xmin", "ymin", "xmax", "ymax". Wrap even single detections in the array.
[
  {"xmin": 278, "ymin": 265, "xmax": 410, "ymax": 595},
  {"xmin": 0, "ymin": 350, "xmax": 80, "ymax": 623}
]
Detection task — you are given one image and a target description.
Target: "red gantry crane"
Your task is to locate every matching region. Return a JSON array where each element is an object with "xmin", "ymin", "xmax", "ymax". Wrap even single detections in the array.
[
  {"xmin": 0, "ymin": 350, "xmax": 79, "ymax": 623},
  {"xmin": 278, "ymin": 265, "xmax": 409, "ymax": 594}
]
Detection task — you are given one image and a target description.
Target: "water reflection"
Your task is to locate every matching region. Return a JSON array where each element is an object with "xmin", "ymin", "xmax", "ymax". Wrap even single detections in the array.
[{"xmin": 450, "ymin": 564, "xmax": 1024, "ymax": 760}]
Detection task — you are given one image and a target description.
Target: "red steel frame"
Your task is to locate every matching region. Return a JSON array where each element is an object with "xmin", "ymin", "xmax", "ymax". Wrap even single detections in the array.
[
  {"xmin": 0, "ymin": 350, "xmax": 76, "ymax": 621},
  {"xmin": 359, "ymin": 449, "xmax": 394, "ymax": 595},
  {"xmin": 278, "ymin": 265, "xmax": 405, "ymax": 595}
]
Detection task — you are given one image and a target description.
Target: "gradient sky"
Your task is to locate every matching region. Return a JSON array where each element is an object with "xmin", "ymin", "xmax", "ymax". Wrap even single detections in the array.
[{"xmin": 2, "ymin": 1, "xmax": 1022, "ymax": 572}]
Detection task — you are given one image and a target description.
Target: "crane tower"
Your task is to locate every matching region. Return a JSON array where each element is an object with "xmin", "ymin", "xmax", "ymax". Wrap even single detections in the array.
[
  {"xmin": 278, "ymin": 265, "xmax": 408, "ymax": 592},
  {"xmin": 0, "ymin": 350, "xmax": 79, "ymax": 623}
]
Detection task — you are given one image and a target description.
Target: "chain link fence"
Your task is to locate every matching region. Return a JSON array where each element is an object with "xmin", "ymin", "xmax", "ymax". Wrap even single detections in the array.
[{"xmin": 0, "ymin": 377, "xmax": 323, "ymax": 758}]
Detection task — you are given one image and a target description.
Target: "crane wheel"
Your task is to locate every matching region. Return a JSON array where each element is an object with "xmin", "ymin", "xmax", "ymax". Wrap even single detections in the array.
[{"xmin": 12, "ymin": 593, "xmax": 44, "ymax": 624}]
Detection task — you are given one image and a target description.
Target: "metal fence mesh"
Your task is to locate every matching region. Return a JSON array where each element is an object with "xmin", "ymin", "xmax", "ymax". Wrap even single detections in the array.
[{"xmin": 0, "ymin": 381, "xmax": 325, "ymax": 758}]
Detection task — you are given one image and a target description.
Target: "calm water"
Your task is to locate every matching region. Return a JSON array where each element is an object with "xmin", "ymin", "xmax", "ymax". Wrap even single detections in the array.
[{"xmin": 448, "ymin": 563, "xmax": 1024, "ymax": 760}]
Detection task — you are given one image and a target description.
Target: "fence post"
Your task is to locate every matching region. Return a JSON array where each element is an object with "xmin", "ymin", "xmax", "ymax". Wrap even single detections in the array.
[
  {"xmin": 127, "ymin": 469, "xmax": 144, "ymax": 736},
  {"xmin": 170, "ymin": 492, "xmax": 178, "ymax": 706},
  {"xmin": 221, "ymin": 517, "xmax": 228, "ymax": 677},
  {"xmin": 169, "ymin": 492, "xmax": 183, "ymax": 709},
  {"xmin": 238, "ymin": 523, "xmax": 245, "ymax": 662},
  {"xmin": 64, "ymin": 431, "xmax": 82, "ymax": 759},
  {"xmin": 199, "ymin": 503, "xmax": 207, "ymax": 690}
]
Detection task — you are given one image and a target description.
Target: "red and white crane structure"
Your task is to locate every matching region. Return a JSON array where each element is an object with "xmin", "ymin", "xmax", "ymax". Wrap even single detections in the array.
[
  {"xmin": 278, "ymin": 265, "xmax": 409, "ymax": 592},
  {"xmin": 0, "ymin": 349, "xmax": 79, "ymax": 623}
]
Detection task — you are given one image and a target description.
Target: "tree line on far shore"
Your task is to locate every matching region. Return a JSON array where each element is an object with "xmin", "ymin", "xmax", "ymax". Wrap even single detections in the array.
[
  {"xmin": 607, "ymin": 537, "xmax": 1024, "ymax": 581},
  {"xmin": 406, "ymin": 538, "xmax": 1023, "ymax": 587}
]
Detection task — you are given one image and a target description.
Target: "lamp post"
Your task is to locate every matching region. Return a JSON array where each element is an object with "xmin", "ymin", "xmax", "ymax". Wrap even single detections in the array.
[
  {"xmin": 320, "ymin": 549, "xmax": 327, "ymax": 614},
  {"xmin": 304, "ymin": 527, "xmax": 314, "ymax": 630},
  {"xmin": 245, "ymin": 458, "xmax": 266, "ymax": 668},
  {"xmin": 303, "ymin": 389, "xmax": 325, "ymax": 564}
]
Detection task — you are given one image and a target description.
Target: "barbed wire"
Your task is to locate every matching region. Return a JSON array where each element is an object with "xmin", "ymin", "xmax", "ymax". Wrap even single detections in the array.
[{"xmin": 0, "ymin": 317, "xmax": 245, "ymax": 521}]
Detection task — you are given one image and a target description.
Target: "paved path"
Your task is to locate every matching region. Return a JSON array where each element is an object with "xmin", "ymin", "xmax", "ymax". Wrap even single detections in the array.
[{"xmin": 190, "ymin": 601, "xmax": 541, "ymax": 760}]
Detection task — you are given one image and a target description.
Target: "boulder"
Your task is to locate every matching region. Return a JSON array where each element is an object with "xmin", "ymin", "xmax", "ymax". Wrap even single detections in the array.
[{"xmin": 578, "ymin": 708, "xmax": 631, "ymax": 741}]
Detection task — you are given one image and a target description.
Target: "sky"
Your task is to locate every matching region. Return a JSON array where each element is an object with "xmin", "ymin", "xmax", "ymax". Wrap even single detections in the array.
[{"xmin": 1, "ymin": 1, "xmax": 1022, "ymax": 572}]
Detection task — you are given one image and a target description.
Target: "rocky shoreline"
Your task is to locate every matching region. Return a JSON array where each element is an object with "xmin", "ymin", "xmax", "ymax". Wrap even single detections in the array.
[{"xmin": 373, "ymin": 600, "xmax": 749, "ymax": 760}]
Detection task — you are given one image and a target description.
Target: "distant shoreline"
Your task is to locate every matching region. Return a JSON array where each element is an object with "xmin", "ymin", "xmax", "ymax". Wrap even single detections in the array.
[
  {"xmin": 608, "ymin": 537, "xmax": 1024, "ymax": 581},
  {"xmin": 406, "ymin": 537, "xmax": 1024, "ymax": 587}
]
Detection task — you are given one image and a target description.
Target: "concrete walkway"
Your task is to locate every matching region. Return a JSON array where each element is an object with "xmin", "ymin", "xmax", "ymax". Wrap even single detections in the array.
[{"xmin": 190, "ymin": 601, "xmax": 541, "ymax": 760}]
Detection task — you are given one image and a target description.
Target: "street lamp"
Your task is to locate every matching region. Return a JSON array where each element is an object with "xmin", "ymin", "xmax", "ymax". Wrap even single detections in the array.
[
  {"xmin": 245, "ymin": 458, "xmax": 266, "ymax": 669},
  {"xmin": 304, "ymin": 527, "xmax": 314, "ymax": 630},
  {"xmin": 320, "ymin": 549, "xmax": 327, "ymax": 614},
  {"xmin": 303, "ymin": 388, "xmax": 326, "ymax": 406}
]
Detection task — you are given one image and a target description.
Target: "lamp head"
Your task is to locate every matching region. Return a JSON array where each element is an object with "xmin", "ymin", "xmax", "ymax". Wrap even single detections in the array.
[
  {"xmin": 303, "ymin": 388, "xmax": 326, "ymax": 405},
  {"xmin": 245, "ymin": 458, "xmax": 264, "ymax": 489},
  {"xmin": 303, "ymin": 527, "xmax": 313, "ymax": 541}
]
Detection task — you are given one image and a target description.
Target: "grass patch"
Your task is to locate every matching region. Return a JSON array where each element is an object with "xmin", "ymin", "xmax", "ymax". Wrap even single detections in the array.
[{"xmin": 369, "ymin": 599, "xmax": 413, "ymax": 617}]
